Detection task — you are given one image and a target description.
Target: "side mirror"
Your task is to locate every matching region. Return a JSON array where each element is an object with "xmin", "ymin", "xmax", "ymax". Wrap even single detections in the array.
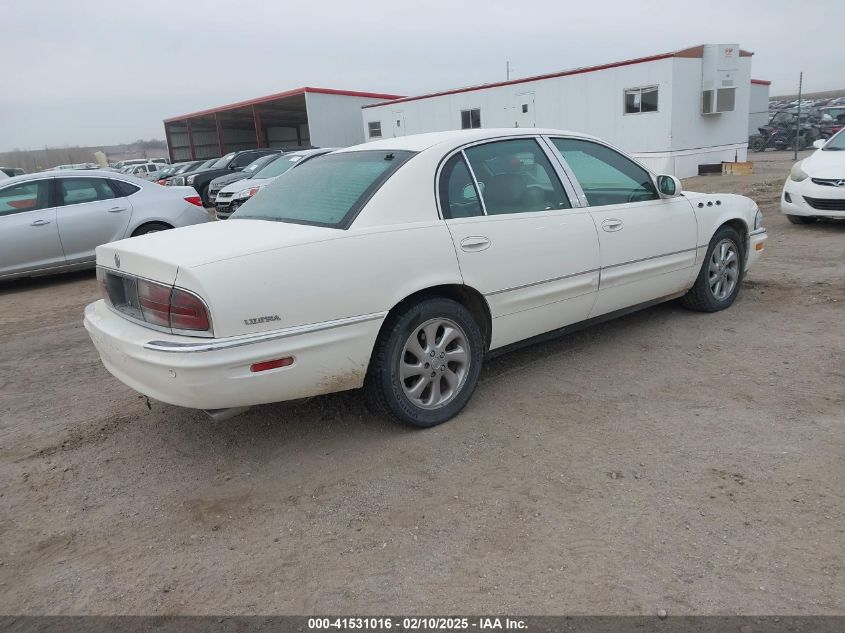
[
  {"xmin": 813, "ymin": 139, "xmax": 826, "ymax": 149},
  {"xmin": 656, "ymin": 174, "xmax": 682, "ymax": 198}
]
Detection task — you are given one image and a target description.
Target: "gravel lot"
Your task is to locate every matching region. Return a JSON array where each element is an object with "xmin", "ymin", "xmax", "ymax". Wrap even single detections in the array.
[{"xmin": 1, "ymin": 151, "xmax": 843, "ymax": 615}]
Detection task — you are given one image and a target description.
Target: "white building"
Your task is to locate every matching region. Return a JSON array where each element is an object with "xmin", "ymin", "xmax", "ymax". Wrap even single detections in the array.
[
  {"xmin": 362, "ymin": 44, "xmax": 754, "ymax": 178},
  {"xmin": 748, "ymin": 79, "xmax": 771, "ymax": 136}
]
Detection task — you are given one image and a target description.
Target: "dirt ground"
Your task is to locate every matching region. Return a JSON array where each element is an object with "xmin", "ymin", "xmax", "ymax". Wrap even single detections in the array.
[{"xmin": 1, "ymin": 150, "xmax": 843, "ymax": 615}]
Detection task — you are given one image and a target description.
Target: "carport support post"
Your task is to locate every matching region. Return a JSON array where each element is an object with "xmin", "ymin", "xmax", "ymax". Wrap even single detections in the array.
[
  {"xmin": 252, "ymin": 106, "xmax": 264, "ymax": 148},
  {"xmin": 215, "ymin": 113, "xmax": 225, "ymax": 156},
  {"xmin": 164, "ymin": 124, "xmax": 174, "ymax": 163},
  {"xmin": 186, "ymin": 119, "xmax": 196, "ymax": 160}
]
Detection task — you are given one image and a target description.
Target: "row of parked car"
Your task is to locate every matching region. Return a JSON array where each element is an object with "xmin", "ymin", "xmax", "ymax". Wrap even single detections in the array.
[{"xmin": 150, "ymin": 147, "xmax": 333, "ymax": 218}]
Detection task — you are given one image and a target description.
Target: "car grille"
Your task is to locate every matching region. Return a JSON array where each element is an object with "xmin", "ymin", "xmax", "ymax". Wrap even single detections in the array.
[
  {"xmin": 216, "ymin": 192, "xmax": 233, "ymax": 200},
  {"xmin": 810, "ymin": 178, "xmax": 845, "ymax": 187},
  {"xmin": 803, "ymin": 196, "xmax": 845, "ymax": 211}
]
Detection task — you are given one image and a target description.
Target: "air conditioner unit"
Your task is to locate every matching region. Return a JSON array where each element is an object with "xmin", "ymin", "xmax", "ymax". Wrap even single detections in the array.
[{"xmin": 701, "ymin": 44, "xmax": 739, "ymax": 114}]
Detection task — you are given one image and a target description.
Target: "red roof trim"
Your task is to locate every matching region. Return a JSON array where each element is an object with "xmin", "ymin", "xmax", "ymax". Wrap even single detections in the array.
[
  {"xmin": 164, "ymin": 87, "xmax": 404, "ymax": 124},
  {"xmin": 751, "ymin": 78, "xmax": 771, "ymax": 86},
  {"xmin": 363, "ymin": 45, "xmax": 755, "ymax": 109}
]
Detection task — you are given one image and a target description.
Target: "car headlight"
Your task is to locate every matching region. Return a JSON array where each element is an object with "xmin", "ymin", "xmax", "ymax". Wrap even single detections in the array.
[
  {"xmin": 789, "ymin": 161, "xmax": 808, "ymax": 182},
  {"xmin": 754, "ymin": 208, "xmax": 763, "ymax": 230},
  {"xmin": 170, "ymin": 176, "xmax": 184, "ymax": 186},
  {"xmin": 187, "ymin": 174, "xmax": 198, "ymax": 185},
  {"xmin": 234, "ymin": 186, "xmax": 260, "ymax": 200}
]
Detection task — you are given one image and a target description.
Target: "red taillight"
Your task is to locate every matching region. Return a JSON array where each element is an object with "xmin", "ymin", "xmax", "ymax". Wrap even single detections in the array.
[
  {"xmin": 137, "ymin": 279, "xmax": 171, "ymax": 327},
  {"xmin": 157, "ymin": 179, "xmax": 166, "ymax": 185},
  {"xmin": 170, "ymin": 288, "xmax": 210, "ymax": 332},
  {"xmin": 250, "ymin": 357, "xmax": 294, "ymax": 373},
  {"xmin": 126, "ymin": 277, "xmax": 211, "ymax": 334},
  {"xmin": 184, "ymin": 195, "xmax": 203, "ymax": 207}
]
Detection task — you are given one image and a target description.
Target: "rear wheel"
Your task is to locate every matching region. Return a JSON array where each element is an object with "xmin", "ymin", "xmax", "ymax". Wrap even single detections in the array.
[
  {"xmin": 365, "ymin": 297, "xmax": 484, "ymax": 427},
  {"xmin": 200, "ymin": 185, "xmax": 211, "ymax": 208},
  {"xmin": 132, "ymin": 222, "xmax": 172, "ymax": 236},
  {"xmin": 680, "ymin": 226, "xmax": 744, "ymax": 313},
  {"xmin": 787, "ymin": 214, "xmax": 816, "ymax": 225}
]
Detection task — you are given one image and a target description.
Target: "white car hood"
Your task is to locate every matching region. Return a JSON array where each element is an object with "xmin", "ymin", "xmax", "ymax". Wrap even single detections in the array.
[
  {"xmin": 219, "ymin": 176, "xmax": 274, "ymax": 195},
  {"xmin": 96, "ymin": 219, "xmax": 344, "ymax": 284},
  {"xmin": 802, "ymin": 149, "xmax": 845, "ymax": 179}
]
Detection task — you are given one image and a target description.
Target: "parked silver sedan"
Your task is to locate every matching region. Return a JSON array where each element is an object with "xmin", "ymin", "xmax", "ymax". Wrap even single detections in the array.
[{"xmin": 0, "ymin": 170, "xmax": 210, "ymax": 280}]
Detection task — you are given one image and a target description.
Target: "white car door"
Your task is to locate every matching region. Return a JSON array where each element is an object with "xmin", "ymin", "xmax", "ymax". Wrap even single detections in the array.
[
  {"xmin": 440, "ymin": 136, "xmax": 600, "ymax": 350},
  {"xmin": 55, "ymin": 176, "xmax": 133, "ymax": 265},
  {"xmin": 548, "ymin": 137, "xmax": 698, "ymax": 318},
  {"xmin": 0, "ymin": 178, "xmax": 65, "ymax": 277}
]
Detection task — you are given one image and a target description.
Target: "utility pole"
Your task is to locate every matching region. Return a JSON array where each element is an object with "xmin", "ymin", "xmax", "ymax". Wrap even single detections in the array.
[
  {"xmin": 794, "ymin": 71, "xmax": 803, "ymax": 161},
  {"xmin": 506, "ymin": 61, "xmax": 510, "ymax": 80}
]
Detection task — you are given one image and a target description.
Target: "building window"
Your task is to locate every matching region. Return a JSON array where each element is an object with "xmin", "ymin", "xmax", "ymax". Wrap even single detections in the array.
[
  {"xmin": 624, "ymin": 86, "xmax": 658, "ymax": 114},
  {"xmin": 461, "ymin": 108, "xmax": 481, "ymax": 129},
  {"xmin": 368, "ymin": 121, "xmax": 382, "ymax": 138}
]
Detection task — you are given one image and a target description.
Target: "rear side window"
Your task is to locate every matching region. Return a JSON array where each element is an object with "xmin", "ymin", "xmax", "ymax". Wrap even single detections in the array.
[
  {"xmin": 58, "ymin": 178, "xmax": 117, "ymax": 206},
  {"xmin": 439, "ymin": 153, "xmax": 482, "ymax": 219},
  {"xmin": 231, "ymin": 150, "xmax": 415, "ymax": 228},
  {"xmin": 109, "ymin": 180, "xmax": 141, "ymax": 197},
  {"xmin": 0, "ymin": 180, "xmax": 52, "ymax": 216},
  {"xmin": 463, "ymin": 138, "xmax": 571, "ymax": 215}
]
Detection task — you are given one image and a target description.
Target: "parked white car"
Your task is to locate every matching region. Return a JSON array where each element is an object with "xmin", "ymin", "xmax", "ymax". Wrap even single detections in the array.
[
  {"xmin": 85, "ymin": 129, "xmax": 766, "ymax": 427},
  {"xmin": 126, "ymin": 163, "xmax": 164, "ymax": 180},
  {"xmin": 0, "ymin": 170, "xmax": 209, "ymax": 280},
  {"xmin": 781, "ymin": 130, "xmax": 845, "ymax": 223},
  {"xmin": 214, "ymin": 148, "xmax": 333, "ymax": 219}
]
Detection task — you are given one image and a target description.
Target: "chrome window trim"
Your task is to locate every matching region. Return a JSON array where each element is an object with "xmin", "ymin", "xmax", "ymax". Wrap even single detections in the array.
[{"xmin": 144, "ymin": 311, "xmax": 388, "ymax": 353}]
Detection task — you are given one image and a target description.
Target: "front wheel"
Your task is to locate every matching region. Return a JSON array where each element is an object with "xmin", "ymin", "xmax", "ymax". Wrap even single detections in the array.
[
  {"xmin": 680, "ymin": 226, "xmax": 745, "ymax": 313},
  {"xmin": 365, "ymin": 297, "xmax": 484, "ymax": 427},
  {"xmin": 787, "ymin": 214, "xmax": 816, "ymax": 225}
]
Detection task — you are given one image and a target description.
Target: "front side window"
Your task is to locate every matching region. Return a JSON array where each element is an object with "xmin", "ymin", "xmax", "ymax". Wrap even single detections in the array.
[
  {"xmin": 231, "ymin": 150, "xmax": 414, "ymax": 228},
  {"xmin": 58, "ymin": 178, "xmax": 117, "ymax": 206},
  {"xmin": 439, "ymin": 153, "xmax": 482, "ymax": 219},
  {"xmin": 368, "ymin": 121, "xmax": 382, "ymax": 139},
  {"xmin": 461, "ymin": 108, "xmax": 481, "ymax": 129},
  {"xmin": 551, "ymin": 138, "xmax": 658, "ymax": 206},
  {"xmin": 463, "ymin": 138, "xmax": 570, "ymax": 215},
  {"xmin": 624, "ymin": 86, "xmax": 658, "ymax": 114},
  {"xmin": 0, "ymin": 180, "xmax": 51, "ymax": 216}
]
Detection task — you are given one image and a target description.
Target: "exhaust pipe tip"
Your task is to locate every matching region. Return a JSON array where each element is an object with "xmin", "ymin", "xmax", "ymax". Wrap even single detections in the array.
[{"xmin": 203, "ymin": 406, "xmax": 251, "ymax": 422}]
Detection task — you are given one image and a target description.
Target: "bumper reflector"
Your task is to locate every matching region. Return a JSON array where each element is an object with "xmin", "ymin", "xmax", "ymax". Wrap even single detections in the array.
[
  {"xmin": 250, "ymin": 357, "xmax": 294, "ymax": 373},
  {"xmin": 755, "ymin": 242, "xmax": 764, "ymax": 252}
]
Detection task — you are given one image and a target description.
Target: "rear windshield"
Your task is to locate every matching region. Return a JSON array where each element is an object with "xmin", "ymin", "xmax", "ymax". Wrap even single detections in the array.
[{"xmin": 231, "ymin": 150, "xmax": 414, "ymax": 228}]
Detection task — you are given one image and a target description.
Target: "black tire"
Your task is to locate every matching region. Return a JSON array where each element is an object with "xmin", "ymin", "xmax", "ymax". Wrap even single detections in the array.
[
  {"xmin": 364, "ymin": 297, "xmax": 484, "ymax": 428},
  {"xmin": 680, "ymin": 225, "xmax": 745, "ymax": 313},
  {"xmin": 787, "ymin": 214, "xmax": 816, "ymax": 225},
  {"xmin": 131, "ymin": 222, "xmax": 172, "ymax": 236},
  {"xmin": 200, "ymin": 185, "xmax": 211, "ymax": 208}
]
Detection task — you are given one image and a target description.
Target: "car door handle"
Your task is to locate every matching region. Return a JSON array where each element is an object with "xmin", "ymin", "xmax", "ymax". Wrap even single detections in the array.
[
  {"xmin": 460, "ymin": 236, "xmax": 491, "ymax": 252},
  {"xmin": 601, "ymin": 218, "xmax": 623, "ymax": 232},
  {"xmin": 108, "ymin": 206, "xmax": 127, "ymax": 213},
  {"xmin": 30, "ymin": 219, "xmax": 51, "ymax": 226}
]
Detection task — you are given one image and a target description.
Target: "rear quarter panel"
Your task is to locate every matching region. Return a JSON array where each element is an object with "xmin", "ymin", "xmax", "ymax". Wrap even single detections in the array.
[{"xmin": 175, "ymin": 222, "xmax": 464, "ymax": 338}]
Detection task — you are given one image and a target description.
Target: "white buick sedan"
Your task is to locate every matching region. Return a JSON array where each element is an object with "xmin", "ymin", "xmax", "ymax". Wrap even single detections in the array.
[{"xmin": 84, "ymin": 129, "xmax": 766, "ymax": 427}]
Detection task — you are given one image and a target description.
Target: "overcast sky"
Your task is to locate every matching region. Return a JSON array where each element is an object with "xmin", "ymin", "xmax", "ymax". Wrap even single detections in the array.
[{"xmin": 1, "ymin": 0, "xmax": 840, "ymax": 151}]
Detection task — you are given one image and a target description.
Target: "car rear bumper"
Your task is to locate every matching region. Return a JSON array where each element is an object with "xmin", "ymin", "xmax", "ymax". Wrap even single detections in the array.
[{"xmin": 84, "ymin": 300, "xmax": 385, "ymax": 410}]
